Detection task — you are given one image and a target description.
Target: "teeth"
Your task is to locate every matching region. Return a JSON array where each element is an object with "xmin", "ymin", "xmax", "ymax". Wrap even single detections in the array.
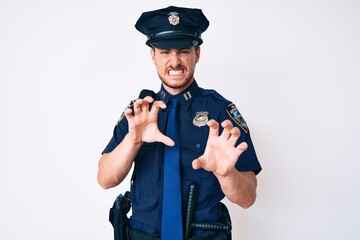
[{"xmin": 169, "ymin": 69, "xmax": 184, "ymax": 75}]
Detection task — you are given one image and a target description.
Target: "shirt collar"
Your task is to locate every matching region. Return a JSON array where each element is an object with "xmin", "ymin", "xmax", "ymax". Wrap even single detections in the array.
[{"xmin": 157, "ymin": 80, "xmax": 200, "ymax": 111}]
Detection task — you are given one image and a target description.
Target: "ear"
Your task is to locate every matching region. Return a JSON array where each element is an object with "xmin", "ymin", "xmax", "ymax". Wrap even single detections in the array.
[
  {"xmin": 150, "ymin": 48, "xmax": 156, "ymax": 65},
  {"xmin": 195, "ymin": 47, "xmax": 201, "ymax": 63}
]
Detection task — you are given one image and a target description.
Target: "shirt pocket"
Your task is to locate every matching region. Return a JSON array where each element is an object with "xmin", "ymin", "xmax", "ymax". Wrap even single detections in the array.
[
  {"xmin": 180, "ymin": 132, "xmax": 209, "ymax": 178},
  {"xmin": 180, "ymin": 133, "xmax": 207, "ymax": 158}
]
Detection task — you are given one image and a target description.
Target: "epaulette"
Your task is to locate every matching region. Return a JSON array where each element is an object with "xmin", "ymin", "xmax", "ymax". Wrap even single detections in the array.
[{"xmin": 202, "ymin": 89, "xmax": 227, "ymax": 101}]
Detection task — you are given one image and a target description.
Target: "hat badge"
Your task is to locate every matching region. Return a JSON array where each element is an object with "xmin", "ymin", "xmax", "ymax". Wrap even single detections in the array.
[{"xmin": 168, "ymin": 12, "xmax": 180, "ymax": 26}]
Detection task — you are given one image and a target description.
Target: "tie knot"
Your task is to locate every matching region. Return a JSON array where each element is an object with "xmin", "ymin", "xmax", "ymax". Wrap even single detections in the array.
[{"xmin": 170, "ymin": 98, "xmax": 179, "ymax": 109}]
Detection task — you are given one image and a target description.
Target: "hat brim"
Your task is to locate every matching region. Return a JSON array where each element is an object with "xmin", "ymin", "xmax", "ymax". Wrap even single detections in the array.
[{"xmin": 147, "ymin": 38, "xmax": 201, "ymax": 49}]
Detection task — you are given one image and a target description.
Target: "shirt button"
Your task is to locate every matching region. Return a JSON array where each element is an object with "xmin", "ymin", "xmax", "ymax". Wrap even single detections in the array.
[{"xmin": 196, "ymin": 144, "xmax": 201, "ymax": 148}]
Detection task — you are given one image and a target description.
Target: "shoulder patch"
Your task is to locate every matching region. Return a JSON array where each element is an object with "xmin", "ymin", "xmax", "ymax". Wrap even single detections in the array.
[
  {"xmin": 226, "ymin": 103, "xmax": 248, "ymax": 133},
  {"xmin": 116, "ymin": 100, "xmax": 135, "ymax": 126}
]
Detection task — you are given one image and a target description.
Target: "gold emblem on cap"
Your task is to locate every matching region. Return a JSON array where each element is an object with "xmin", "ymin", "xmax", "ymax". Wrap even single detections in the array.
[
  {"xmin": 168, "ymin": 12, "xmax": 180, "ymax": 26},
  {"xmin": 193, "ymin": 112, "xmax": 209, "ymax": 127}
]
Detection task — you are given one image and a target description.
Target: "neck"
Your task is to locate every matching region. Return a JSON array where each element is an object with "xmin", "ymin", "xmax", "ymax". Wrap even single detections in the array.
[{"xmin": 162, "ymin": 78, "xmax": 195, "ymax": 96}]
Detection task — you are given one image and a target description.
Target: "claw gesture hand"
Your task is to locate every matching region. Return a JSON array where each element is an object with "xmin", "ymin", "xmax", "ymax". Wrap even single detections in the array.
[
  {"xmin": 192, "ymin": 119, "xmax": 248, "ymax": 177},
  {"xmin": 124, "ymin": 96, "xmax": 174, "ymax": 147}
]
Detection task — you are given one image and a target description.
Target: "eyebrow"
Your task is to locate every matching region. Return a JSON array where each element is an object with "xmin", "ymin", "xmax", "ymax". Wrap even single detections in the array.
[{"xmin": 157, "ymin": 47, "xmax": 192, "ymax": 51}]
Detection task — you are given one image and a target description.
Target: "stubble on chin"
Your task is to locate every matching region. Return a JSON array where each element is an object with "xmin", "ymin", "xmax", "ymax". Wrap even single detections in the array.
[{"xmin": 159, "ymin": 74, "xmax": 194, "ymax": 91}]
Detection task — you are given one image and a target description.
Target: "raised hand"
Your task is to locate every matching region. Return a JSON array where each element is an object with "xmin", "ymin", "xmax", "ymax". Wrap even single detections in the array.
[
  {"xmin": 124, "ymin": 96, "xmax": 175, "ymax": 147},
  {"xmin": 192, "ymin": 119, "xmax": 248, "ymax": 176}
]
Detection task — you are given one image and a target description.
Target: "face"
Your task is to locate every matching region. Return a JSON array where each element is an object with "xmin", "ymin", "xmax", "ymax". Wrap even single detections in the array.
[{"xmin": 151, "ymin": 46, "xmax": 200, "ymax": 95}]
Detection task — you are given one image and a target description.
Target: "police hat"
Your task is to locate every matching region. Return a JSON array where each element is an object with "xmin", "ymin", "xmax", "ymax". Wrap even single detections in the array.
[{"xmin": 135, "ymin": 6, "xmax": 209, "ymax": 49}]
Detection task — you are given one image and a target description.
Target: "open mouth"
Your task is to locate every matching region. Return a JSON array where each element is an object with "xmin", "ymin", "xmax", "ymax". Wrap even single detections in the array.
[{"xmin": 168, "ymin": 69, "xmax": 184, "ymax": 76}]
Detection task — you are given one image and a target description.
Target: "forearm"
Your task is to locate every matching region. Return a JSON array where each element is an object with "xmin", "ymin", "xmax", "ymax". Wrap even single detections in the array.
[
  {"xmin": 214, "ymin": 169, "xmax": 257, "ymax": 208},
  {"xmin": 97, "ymin": 134, "xmax": 141, "ymax": 189}
]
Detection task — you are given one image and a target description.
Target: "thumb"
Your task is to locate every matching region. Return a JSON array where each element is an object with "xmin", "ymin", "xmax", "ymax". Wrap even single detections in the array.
[
  {"xmin": 156, "ymin": 133, "xmax": 175, "ymax": 147},
  {"xmin": 192, "ymin": 155, "xmax": 205, "ymax": 170}
]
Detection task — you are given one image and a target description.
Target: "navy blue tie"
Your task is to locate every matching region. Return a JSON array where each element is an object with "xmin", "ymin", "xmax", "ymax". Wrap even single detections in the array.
[{"xmin": 161, "ymin": 97, "xmax": 183, "ymax": 240}]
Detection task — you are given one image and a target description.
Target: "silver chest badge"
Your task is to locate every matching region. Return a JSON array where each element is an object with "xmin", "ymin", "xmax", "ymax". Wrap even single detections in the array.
[
  {"xmin": 168, "ymin": 12, "xmax": 180, "ymax": 25},
  {"xmin": 193, "ymin": 112, "xmax": 209, "ymax": 127}
]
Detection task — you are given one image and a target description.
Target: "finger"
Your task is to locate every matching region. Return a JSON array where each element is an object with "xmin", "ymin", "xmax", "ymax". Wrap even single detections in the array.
[
  {"xmin": 153, "ymin": 100, "xmax": 167, "ymax": 109},
  {"xmin": 235, "ymin": 142, "xmax": 248, "ymax": 155},
  {"xmin": 143, "ymin": 96, "xmax": 155, "ymax": 104},
  {"xmin": 228, "ymin": 127, "xmax": 240, "ymax": 146},
  {"xmin": 140, "ymin": 98, "xmax": 150, "ymax": 114},
  {"xmin": 154, "ymin": 100, "xmax": 167, "ymax": 109},
  {"xmin": 150, "ymin": 100, "xmax": 167, "ymax": 116},
  {"xmin": 220, "ymin": 120, "xmax": 233, "ymax": 140},
  {"xmin": 133, "ymin": 99, "xmax": 143, "ymax": 116},
  {"xmin": 207, "ymin": 119, "xmax": 219, "ymax": 137},
  {"xmin": 124, "ymin": 108, "xmax": 133, "ymax": 120}
]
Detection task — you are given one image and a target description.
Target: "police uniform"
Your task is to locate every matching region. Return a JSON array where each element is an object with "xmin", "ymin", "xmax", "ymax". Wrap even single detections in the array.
[{"xmin": 102, "ymin": 6, "xmax": 262, "ymax": 239}]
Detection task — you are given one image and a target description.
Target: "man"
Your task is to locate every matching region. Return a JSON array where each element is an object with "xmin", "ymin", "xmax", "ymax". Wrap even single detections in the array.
[{"xmin": 98, "ymin": 6, "xmax": 262, "ymax": 240}]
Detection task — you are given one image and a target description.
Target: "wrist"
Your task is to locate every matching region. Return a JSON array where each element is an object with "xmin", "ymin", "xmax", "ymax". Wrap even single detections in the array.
[
  {"xmin": 214, "ymin": 167, "xmax": 237, "ymax": 180},
  {"xmin": 125, "ymin": 134, "xmax": 143, "ymax": 148}
]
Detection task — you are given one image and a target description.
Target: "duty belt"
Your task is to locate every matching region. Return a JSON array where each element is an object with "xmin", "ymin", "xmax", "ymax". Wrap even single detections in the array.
[{"xmin": 110, "ymin": 184, "xmax": 232, "ymax": 240}]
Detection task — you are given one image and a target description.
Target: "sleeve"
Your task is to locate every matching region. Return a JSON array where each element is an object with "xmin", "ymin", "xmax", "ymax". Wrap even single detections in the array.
[
  {"xmin": 223, "ymin": 102, "xmax": 262, "ymax": 175},
  {"xmin": 101, "ymin": 119, "xmax": 129, "ymax": 154},
  {"xmin": 101, "ymin": 101, "xmax": 133, "ymax": 154}
]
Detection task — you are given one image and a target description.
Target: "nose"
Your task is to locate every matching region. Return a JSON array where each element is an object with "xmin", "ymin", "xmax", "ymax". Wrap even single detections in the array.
[{"xmin": 169, "ymin": 52, "xmax": 181, "ymax": 68}]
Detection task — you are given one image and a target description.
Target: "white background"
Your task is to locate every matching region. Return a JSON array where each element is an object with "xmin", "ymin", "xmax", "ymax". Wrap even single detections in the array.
[{"xmin": 1, "ymin": 0, "xmax": 359, "ymax": 239}]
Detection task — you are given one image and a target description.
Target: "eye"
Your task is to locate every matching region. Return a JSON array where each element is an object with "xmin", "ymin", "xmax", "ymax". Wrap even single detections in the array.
[
  {"xmin": 160, "ymin": 50, "xmax": 170, "ymax": 55},
  {"xmin": 180, "ymin": 49, "xmax": 190, "ymax": 54}
]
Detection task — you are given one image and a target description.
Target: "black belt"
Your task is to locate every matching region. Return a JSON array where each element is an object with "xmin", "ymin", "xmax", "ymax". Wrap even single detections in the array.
[{"xmin": 128, "ymin": 228, "xmax": 160, "ymax": 240}]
